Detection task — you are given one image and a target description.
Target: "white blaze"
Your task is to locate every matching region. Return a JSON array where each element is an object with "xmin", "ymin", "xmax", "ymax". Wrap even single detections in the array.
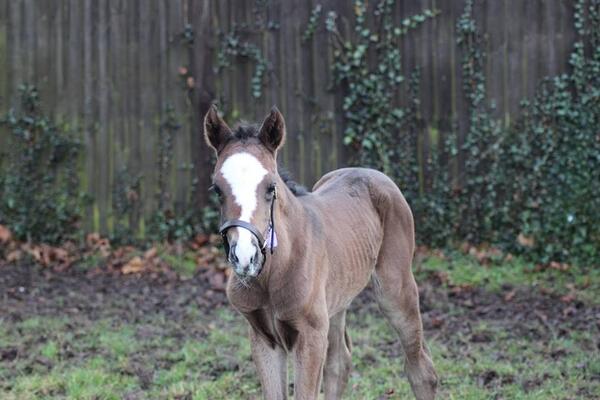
[{"xmin": 220, "ymin": 152, "xmax": 268, "ymax": 270}]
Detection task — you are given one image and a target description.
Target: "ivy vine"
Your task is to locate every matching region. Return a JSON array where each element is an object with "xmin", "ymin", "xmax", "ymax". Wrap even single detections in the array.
[
  {"xmin": 302, "ymin": 4, "xmax": 323, "ymax": 43},
  {"xmin": 0, "ymin": 85, "xmax": 84, "ymax": 244},
  {"xmin": 326, "ymin": 0, "xmax": 438, "ymax": 176},
  {"xmin": 216, "ymin": 28, "xmax": 270, "ymax": 99}
]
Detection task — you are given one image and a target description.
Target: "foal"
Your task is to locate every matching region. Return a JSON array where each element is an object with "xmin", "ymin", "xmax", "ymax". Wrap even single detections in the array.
[{"xmin": 204, "ymin": 106, "xmax": 437, "ymax": 400}]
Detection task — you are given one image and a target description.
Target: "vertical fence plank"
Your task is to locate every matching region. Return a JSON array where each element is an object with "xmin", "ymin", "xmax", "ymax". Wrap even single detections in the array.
[
  {"xmin": 67, "ymin": 0, "xmax": 81, "ymax": 119},
  {"xmin": 23, "ymin": 0, "xmax": 35, "ymax": 83},
  {"xmin": 97, "ymin": 0, "xmax": 110, "ymax": 232},
  {"xmin": 507, "ymin": 0, "xmax": 526, "ymax": 120},
  {"xmin": 82, "ymin": 0, "xmax": 97, "ymax": 231},
  {"xmin": 0, "ymin": 0, "xmax": 8, "ymax": 109},
  {"xmin": 54, "ymin": 1, "xmax": 65, "ymax": 113},
  {"xmin": 0, "ymin": 0, "xmax": 7, "ymax": 158},
  {"xmin": 189, "ymin": 0, "xmax": 216, "ymax": 210},
  {"xmin": 109, "ymin": 0, "xmax": 123, "ymax": 231},
  {"xmin": 558, "ymin": 1, "xmax": 575, "ymax": 74},
  {"xmin": 38, "ymin": 1, "xmax": 52, "ymax": 114},
  {"xmin": 484, "ymin": 0, "xmax": 505, "ymax": 121}
]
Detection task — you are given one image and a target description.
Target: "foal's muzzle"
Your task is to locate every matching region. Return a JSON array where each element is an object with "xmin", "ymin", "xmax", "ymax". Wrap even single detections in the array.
[
  {"xmin": 219, "ymin": 219, "xmax": 267, "ymax": 278},
  {"xmin": 227, "ymin": 241, "xmax": 264, "ymax": 277}
]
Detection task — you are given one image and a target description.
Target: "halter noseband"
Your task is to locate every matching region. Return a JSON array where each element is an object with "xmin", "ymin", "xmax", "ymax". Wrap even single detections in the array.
[{"xmin": 218, "ymin": 184, "xmax": 277, "ymax": 264}]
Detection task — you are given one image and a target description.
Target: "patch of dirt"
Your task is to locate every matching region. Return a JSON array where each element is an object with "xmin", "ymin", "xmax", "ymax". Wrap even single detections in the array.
[
  {"xmin": 419, "ymin": 282, "xmax": 599, "ymax": 343},
  {"xmin": 1, "ymin": 263, "xmax": 598, "ymax": 348},
  {"xmin": 0, "ymin": 264, "xmax": 228, "ymax": 324},
  {"xmin": 353, "ymin": 281, "xmax": 600, "ymax": 346}
]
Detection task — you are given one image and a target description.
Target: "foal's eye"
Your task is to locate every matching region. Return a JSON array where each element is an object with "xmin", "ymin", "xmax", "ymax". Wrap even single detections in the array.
[
  {"xmin": 266, "ymin": 183, "xmax": 276, "ymax": 200},
  {"xmin": 209, "ymin": 184, "xmax": 223, "ymax": 201}
]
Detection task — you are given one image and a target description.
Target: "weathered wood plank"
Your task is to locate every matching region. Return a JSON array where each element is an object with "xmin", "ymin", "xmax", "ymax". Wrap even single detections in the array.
[
  {"xmin": 0, "ymin": 0, "xmax": 8, "ymax": 111},
  {"xmin": 0, "ymin": 0, "xmax": 8, "ymax": 157}
]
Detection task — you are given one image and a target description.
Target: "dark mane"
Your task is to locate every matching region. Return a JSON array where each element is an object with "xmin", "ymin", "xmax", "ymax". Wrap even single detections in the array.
[
  {"xmin": 233, "ymin": 123, "xmax": 260, "ymax": 140},
  {"xmin": 233, "ymin": 123, "xmax": 308, "ymax": 197},
  {"xmin": 278, "ymin": 167, "xmax": 309, "ymax": 197}
]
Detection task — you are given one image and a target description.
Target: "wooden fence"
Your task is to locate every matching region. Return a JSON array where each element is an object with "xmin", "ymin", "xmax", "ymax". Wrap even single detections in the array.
[{"xmin": 0, "ymin": 0, "xmax": 578, "ymax": 235}]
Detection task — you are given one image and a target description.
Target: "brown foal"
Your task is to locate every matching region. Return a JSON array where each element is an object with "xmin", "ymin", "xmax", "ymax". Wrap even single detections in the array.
[{"xmin": 204, "ymin": 105, "xmax": 438, "ymax": 400}]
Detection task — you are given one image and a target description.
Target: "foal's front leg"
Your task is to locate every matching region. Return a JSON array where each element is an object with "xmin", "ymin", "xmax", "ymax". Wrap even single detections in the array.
[
  {"xmin": 249, "ymin": 328, "xmax": 288, "ymax": 399},
  {"xmin": 293, "ymin": 320, "xmax": 329, "ymax": 400}
]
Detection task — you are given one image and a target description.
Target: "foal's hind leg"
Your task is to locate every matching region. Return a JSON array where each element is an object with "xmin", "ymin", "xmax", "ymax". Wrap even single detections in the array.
[
  {"xmin": 323, "ymin": 310, "xmax": 352, "ymax": 400},
  {"xmin": 373, "ymin": 246, "xmax": 438, "ymax": 399}
]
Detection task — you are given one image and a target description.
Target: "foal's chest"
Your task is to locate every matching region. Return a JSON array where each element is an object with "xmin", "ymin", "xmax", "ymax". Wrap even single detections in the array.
[{"xmin": 244, "ymin": 308, "xmax": 300, "ymax": 351}]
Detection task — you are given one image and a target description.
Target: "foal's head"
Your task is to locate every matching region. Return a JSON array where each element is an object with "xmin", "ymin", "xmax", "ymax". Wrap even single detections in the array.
[{"xmin": 204, "ymin": 106, "xmax": 286, "ymax": 278}]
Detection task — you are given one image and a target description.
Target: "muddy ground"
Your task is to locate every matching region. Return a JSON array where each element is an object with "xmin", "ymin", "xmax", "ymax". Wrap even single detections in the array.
[
  {"xmin": 1, "ymin": 263, "xmax": 599, "ymax": 398},
  {"xmin": 1, "ymin": 265, "xmax": 597, "ymax": 344}
]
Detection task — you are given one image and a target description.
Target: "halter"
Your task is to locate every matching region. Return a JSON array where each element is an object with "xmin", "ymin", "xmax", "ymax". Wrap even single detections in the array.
[{"xmin": 219, "ymin": 184, "xmax": 277, "ymax": 265}]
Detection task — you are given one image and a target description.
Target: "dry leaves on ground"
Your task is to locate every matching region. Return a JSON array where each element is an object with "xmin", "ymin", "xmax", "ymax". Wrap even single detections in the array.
[{"xmin": 0, "ymin": 225, "xmax": 228, "ymax": 284}]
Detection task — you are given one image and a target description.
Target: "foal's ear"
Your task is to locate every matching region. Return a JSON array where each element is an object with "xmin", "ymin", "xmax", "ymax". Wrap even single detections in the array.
[
  {"xmin": 258, "ymin": 107, "xmax": 286, "ymax": 154},
  {"xmin": 204, "ymin": 105, "xmax": 233, "ymax": 154}
]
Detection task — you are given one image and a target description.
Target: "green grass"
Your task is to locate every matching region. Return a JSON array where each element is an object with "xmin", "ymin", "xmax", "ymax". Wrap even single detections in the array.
[
  {"xmin": 346, "ymin": 311, "xmax": 599, "ymax": 399},
  {"xmin": 1, "ymin": 256, "xmax": 598, "ymax": 399},
  {"xmin": 2, "ymin": 308, "xmax": 597, "ymax": 399},
  {"xmin": 416, "ymin": 252, "xmax": 600, "ymax": 304},
  {"xmin": 159, "ymin": 251, "xmax": 198, "ymax": 278}
]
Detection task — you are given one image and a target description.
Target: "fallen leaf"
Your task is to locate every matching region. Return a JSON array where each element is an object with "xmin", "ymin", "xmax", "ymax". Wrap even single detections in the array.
[
  {"xmin": 6, "ymin": 250, "xmax": 22, "ymax": 263},
  {"xmin": 517, "ymin": 233, "xmax": 535, "ymax": 248},
  {"xmin": 144, "ymin": 247, "xmax": 158, "ymax": 260},
  {"xmin": 23, "ymin": 244, "xmax": 44, "ymax": 265},
  {"xmin": 504, "ymin": 289, "xmax": 516, "ymax": 302},
  {"xmin": 86, "ymin": 232, "xmax": 101, "ymax": 247},
  {"xmin": 549, "ymin": 261, "xmax": 570, "ymax": 271},
  {"xmin": 0, "ymin": 225, "xmax": 12, "ymax": 243},
  {"xmin": 194, "ymin": 233, "xmax": 209, "ymax": 246},
  {"xmin": 560, "ymin": 293, "xmax": 576, "ymax": 303},
  {"xmin": 122, "ymin": 256, "xmax": 144, "ymax": 274}
]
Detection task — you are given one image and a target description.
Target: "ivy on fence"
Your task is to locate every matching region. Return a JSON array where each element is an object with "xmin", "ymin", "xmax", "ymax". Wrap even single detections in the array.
[
  {"xmin": 326, "ymin": 0, "xmax": 438, "ymax": 176},
  {"xmin": 1, "ymin": 0, "xmax": 598, "ymax": 267},
  {"xmin": 0, "ymin": 85, "xmax": 84, "ymax": 244},
  {"xmin": 329, "ymin": 0, "xmax": 600, "ymax": 265}
]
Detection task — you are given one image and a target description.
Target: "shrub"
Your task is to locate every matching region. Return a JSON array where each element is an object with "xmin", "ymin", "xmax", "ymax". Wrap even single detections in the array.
[{"xmin": 0, "ymin": 85, "xmax": 84, "ymax": 244}]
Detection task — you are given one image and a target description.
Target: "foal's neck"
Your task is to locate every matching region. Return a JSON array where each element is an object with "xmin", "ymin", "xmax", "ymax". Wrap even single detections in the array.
[{"xmin": 264, "ymin": 177, "xmax": 306, "ymax": 276}]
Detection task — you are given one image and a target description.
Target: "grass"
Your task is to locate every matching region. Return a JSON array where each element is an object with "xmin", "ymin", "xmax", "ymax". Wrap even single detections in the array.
[
  {"xmin": 2, "ymin": 309, "xmax": 597, "ymax": 399},
  {"xmin": 0, "ymin": 255, "xmax": 598, "ymax": 399},
  {"xmin": 416, "ymin": 252, "xmax": 600, "ymax": 304}
]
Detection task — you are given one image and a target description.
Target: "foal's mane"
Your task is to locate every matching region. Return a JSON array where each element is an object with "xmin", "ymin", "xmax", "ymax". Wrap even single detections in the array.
[{"xmin": 233, "ymin": 123, "xmax": 308, "ymax": 197}]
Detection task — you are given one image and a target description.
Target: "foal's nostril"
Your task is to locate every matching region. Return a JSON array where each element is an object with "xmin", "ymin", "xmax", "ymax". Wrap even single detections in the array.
[{"xmin": 229, "ymin": 244, "xmax": 239, "ymax": 263}]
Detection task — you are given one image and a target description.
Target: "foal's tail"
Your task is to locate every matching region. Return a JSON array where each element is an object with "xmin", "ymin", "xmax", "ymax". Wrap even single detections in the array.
[{"xmin": 364, "ymin": 170, "xmax": 416, "ymax": 263}]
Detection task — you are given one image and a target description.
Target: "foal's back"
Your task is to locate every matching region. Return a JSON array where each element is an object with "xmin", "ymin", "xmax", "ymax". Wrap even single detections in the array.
[{"xmin": 306, "ymin": 167, "xmax": 415, "ymax": 314}]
